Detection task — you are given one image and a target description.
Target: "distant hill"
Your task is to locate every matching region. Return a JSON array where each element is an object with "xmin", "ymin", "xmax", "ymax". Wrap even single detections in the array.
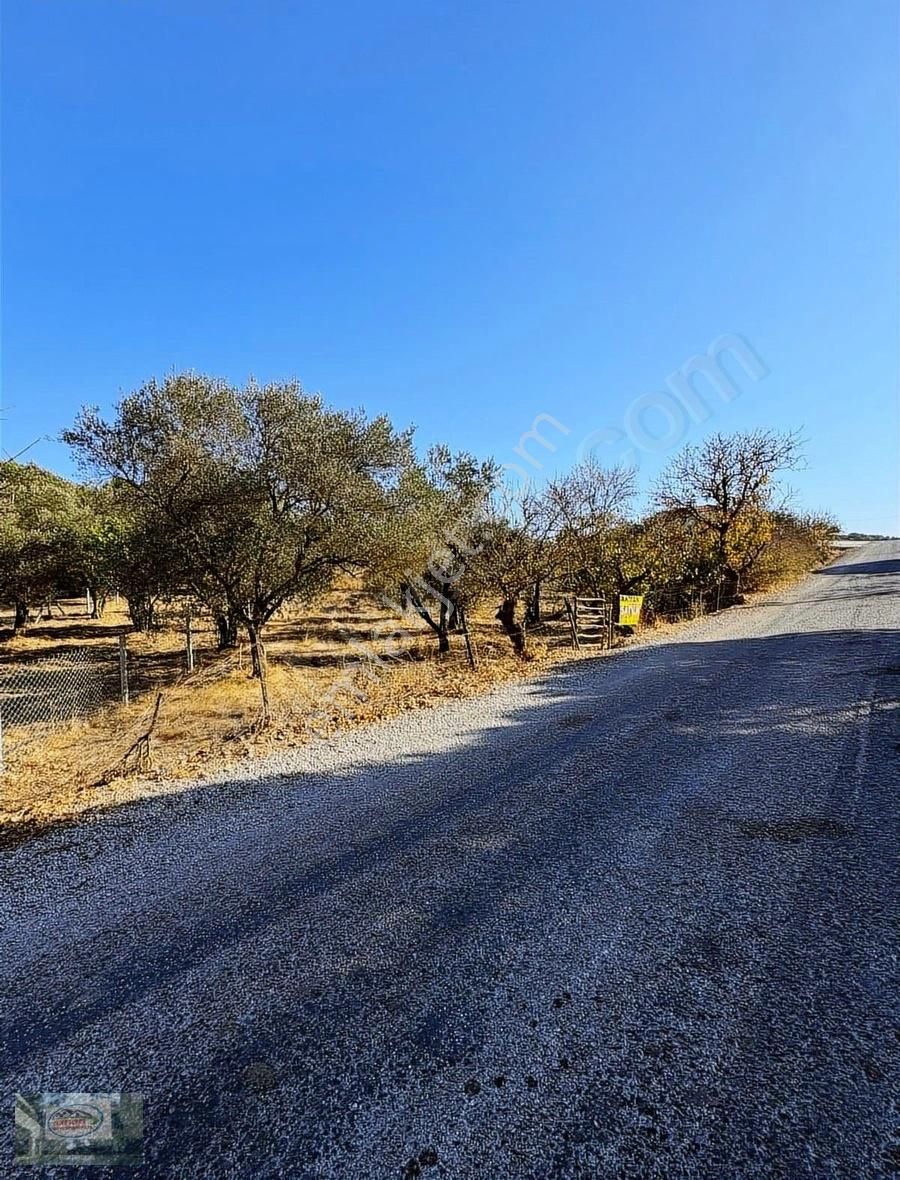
[{"xmin": 838, "ymin": 533, "xmax": 899, "ymax": 541}]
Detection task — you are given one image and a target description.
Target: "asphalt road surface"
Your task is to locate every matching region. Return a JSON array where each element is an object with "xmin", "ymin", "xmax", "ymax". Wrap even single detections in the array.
[{"xmin": 2, "ymin": 542, "xmax": 898, "ymax": 1178}]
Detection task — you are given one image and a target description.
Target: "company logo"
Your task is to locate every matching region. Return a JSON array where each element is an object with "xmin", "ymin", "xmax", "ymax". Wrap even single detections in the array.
[
  {"xmin": 46, "ymin": 1104, "xmax": 104, "ymax": 1139},
  {"xmin": 16, "ymin": 1092, "xmax": 141, "ymax": 1165}
]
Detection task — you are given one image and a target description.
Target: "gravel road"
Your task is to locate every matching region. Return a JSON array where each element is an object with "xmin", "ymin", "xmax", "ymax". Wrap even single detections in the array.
[{"xmin": 2, "ymin": 542, "xmax": 898, "ymax": 1179}]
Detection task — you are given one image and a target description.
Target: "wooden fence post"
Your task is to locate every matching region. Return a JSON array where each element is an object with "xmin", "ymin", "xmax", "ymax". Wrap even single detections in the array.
[
  {"xmin": 118, "ymin": 632, "xmax": 130, "ymax": 705},
  {"xmin": 460, "ymin": 607, "xmax": 478, "ymax": 670},
  {"xmin": 564, "ymin": 597, "xmax": 580, "ymax": 650}
]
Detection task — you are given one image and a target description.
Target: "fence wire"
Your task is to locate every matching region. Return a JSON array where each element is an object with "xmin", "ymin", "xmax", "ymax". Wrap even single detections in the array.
[{"xmin": 0, "ymin": 646, "xmax": 124, "ymax": 769}]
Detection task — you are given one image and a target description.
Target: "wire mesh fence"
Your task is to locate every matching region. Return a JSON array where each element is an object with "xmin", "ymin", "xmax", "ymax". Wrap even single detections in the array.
[{"xmin": 0, "ymin": 643, "xmax": 127, "ymax": 772}]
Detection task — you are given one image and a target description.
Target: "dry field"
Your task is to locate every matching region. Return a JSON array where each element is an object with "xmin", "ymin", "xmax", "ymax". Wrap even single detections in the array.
[
  {"xmin": 0, "ymin": 590, "xmax": 584, "ymax": 846},
  {"xmin": 2, "ymin": 555, "xmax": 832, "ymax": 848}
]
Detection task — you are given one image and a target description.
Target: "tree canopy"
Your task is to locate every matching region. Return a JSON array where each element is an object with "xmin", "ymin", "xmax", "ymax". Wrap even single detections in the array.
[
  {"xmin": 64, "ymin": 373, "xmax": 416, "ymax": 720},
  {"xmin": 0, "ymin": 373, "xmax": 836, "ymax": 724}
]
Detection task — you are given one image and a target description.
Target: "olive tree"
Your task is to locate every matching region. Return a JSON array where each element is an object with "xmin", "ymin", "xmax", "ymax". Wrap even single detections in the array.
[
  {"xmin": 467, "ymin": 483, "xmax": 563, "ymax": 655},
  {"xmin": 64, "ymin": 373, "xmax": 414, "ymax": 723},
  {"xmin": 0, "ymin": 461, "xmax": 81, "ymax": 632},
  {"xmin": 58, "ymin": 483, "xmax": 136, "ymax": 618},
  {"xmin": 367, "ymin": 447, "xmax": 495, "ymax": 654}
]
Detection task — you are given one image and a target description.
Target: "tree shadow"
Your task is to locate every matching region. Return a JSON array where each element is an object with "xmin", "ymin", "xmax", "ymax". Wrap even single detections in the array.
[
  {"xmin": 1, "ymin": 621, "xmax": 127, "ymax": 643},
  {"xmin": 1, "ymin": 625, "xmax": 897, "ymax": 1176},
  {"xmin": 815, "ymin": 558, "xmax": 900, "ymax": 576}
]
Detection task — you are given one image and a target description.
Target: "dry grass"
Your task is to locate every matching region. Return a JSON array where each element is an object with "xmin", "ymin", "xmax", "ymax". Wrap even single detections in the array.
[
  {"xmin": 2, "ymin": 552, "xmax": 836, "ymax": 847},
  {"xmin": 0, "ymin": 592, "xmax": 583, "ymax": 844}
]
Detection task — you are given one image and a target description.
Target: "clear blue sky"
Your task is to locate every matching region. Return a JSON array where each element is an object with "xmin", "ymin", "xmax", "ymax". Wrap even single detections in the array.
[{"xmin": 2, "ymin": 0, "xmax": 897, "ymax": 531}]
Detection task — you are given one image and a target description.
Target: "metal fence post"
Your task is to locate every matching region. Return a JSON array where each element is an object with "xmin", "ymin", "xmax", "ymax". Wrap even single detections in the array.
[
  {"xmin": 119, "ymin": 633, "xmax": 130, "ymax": 705},
  {"xmin": 186, "ymin": 612, "xmax": 195, "ymax": 673}
]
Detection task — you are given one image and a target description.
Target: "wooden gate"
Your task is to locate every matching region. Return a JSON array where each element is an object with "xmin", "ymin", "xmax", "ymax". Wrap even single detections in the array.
[{"xmin": 565, "ymin": 596, "xmax": 614, "ymax": 650}]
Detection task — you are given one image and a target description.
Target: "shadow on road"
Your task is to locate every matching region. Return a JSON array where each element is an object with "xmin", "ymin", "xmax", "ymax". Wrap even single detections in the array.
[
  {"xmin": 4, "ymin": 625, "xmax": 897, "ymax": 1020},
  {"xmin": 2, "ymin": 623, "xmax": 898, "ymax": 1177},
  {"xmin": 815, "ymin": 558, "xmax": 900, "ymax": 577}
]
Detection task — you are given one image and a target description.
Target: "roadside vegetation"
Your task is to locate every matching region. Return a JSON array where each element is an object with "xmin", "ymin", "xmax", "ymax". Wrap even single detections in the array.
[{"xmin": 0, "ymin": 373, "xmax": 839, "ymax": 840}]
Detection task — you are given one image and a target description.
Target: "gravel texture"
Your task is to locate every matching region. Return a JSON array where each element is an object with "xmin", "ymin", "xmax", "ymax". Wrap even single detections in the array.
[{"xmin": 2, "ymin": 541, "xmax": 898, "ymax": 1178}]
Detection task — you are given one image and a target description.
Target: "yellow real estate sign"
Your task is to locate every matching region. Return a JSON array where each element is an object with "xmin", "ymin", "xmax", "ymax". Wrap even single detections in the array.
[{"xmin": 618, "ymin": 594, "xmax": 644, "ymax": 627}]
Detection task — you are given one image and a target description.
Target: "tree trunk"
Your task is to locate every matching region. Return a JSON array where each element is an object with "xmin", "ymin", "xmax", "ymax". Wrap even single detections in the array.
[
  {"xmin": 497, "ymin": 597, "xmax": 527, "ymax": 655},
  {"xmin": 89, "ymin": 587, "xmax": 102, "ymax": 619},
  {"xmin": 438, "ymin": 597, "xmax": 451, "ymax": 654},
  {"xmin": 246, "ymin": 622, "xmax": 271, "ymax": 726},
  {"xmin": 721, "ymin": 566, "xmax": 740, "ymax": 602},
  {"xmin": 525, "ymin": 580, "xmax": 542, "ymax": 626},
  {"xmin": 215, "ymin": 611, "xmax": 239, "ymax": 649},
  {"xmin": 403, "ymin": 580, "xmax": 454, "ymax": 654},
  {"xmin": 13, "ymin": 599, "xmax": 28, "ymax": 632},
  {"xmin": 127, "ymin": 595, "xmax": 155, "ymax": 632}
]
